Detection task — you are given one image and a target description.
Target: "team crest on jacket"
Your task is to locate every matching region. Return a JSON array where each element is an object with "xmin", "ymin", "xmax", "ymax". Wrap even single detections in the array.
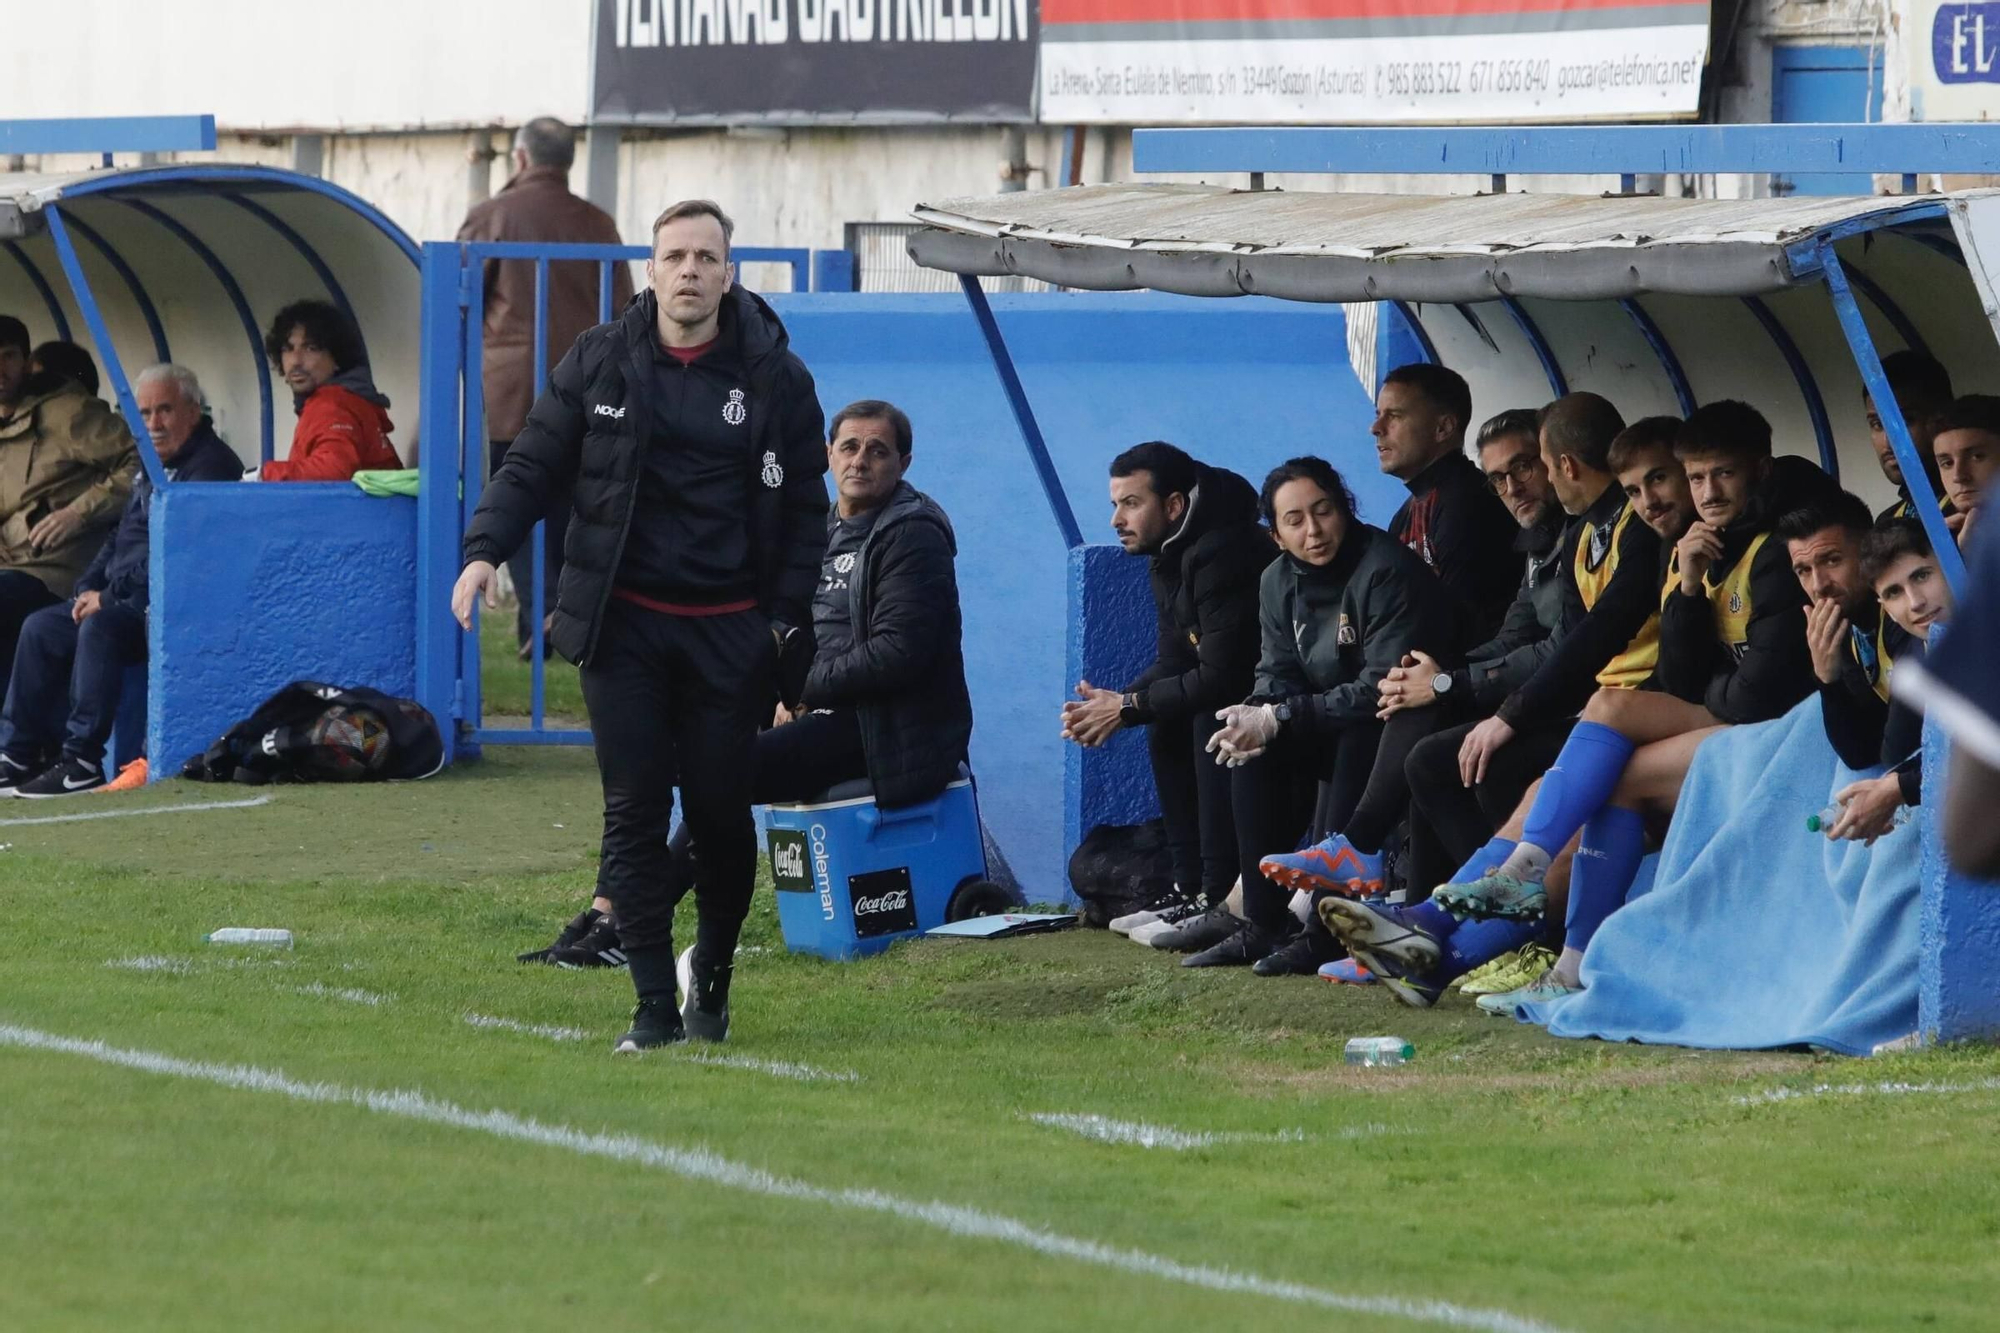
[
  {"xmin": 1728, "ymin": 590, "xmax": 1743, "ymax": 615},
  {"xmin": 761, "ymin": 450, "xmax": 784, "ymax": 487},
  {"xmin": 723, "ymin": 388, "xmax": 747, "ymax": 426},
  {"xmin": 1336, "ymin": 613, "xmax": 1357, "ymax": 646}
]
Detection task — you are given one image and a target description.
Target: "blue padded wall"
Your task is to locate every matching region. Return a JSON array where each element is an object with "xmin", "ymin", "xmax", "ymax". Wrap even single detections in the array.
[
  {"xmin": 149, "ymin": 484, "xmax": 417, "ymax": 776},
  {"xmin": 773, "ymin": 292, "xmax": 1388, "ymax": 900}
]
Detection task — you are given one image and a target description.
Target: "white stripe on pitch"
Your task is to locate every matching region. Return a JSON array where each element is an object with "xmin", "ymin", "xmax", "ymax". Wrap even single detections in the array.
[
  {"xmin": 0, "ymin": 1023, "xmax": 1563, "ymax": 1333},
  {"xmin": 0, "ymin": 795, "xmax": 273, "ymax": 827}
]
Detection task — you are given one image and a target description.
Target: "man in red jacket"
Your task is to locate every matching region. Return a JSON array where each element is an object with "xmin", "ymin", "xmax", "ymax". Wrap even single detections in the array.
[{"xmin": 251, "ymin": 300, "xmax": 401, "ymax": 482}]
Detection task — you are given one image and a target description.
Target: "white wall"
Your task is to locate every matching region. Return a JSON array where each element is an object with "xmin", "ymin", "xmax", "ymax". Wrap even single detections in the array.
[{"xmin": 0, "ymin": 2, "xmax": 590, "ymax": 130}]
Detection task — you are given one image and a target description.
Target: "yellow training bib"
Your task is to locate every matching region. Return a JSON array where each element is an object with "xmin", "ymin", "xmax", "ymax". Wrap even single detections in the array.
[{"xmin": 1577, "ymin": 505, "xmax": 1658, "ymax": 689}]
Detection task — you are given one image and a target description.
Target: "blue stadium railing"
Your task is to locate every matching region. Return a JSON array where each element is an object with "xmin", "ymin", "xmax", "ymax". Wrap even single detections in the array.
[{"xmin": 417, "ymin": 240, "xmax": 852, "ymax": 753}]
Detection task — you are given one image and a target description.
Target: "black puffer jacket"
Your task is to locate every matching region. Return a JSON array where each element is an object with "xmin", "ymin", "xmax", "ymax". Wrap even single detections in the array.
[
  {"xmin": 801, "ymin": 483, "xmax": 972, "ymax": 809},
  {"xmin": 463, "ymin": 286, "xmax": 828, "ymax": 665},
  {"xmin": 1122, "ymin": 462, "xmax": 1275, "ymax": 724}
]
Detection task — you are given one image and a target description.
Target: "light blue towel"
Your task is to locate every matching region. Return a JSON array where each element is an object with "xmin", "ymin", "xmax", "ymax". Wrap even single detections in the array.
[{"xmin": 1519, "ymin": 695, "xmax": 1919, "ymax": 1056}]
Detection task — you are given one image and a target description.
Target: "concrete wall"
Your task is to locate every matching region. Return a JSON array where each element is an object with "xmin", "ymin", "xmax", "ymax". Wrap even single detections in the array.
[
  {"xmin": 767, "ymin": 291, "xmax": 1387, "ymax": 900},
  {"xmin": 149, "ymin": 485, "xmax": 417, "ymax": 776}
]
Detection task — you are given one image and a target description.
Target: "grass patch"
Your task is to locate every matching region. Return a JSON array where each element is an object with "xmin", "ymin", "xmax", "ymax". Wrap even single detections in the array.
[{"xmin": 3, "ymin": 752, "xmax": 1998, "ymax": 1331}]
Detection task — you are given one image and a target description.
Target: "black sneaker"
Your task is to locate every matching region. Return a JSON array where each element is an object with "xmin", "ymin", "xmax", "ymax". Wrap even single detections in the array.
[
  {"xmin": 1182, "ymin": 921, "xmax": 1282, "ymax": 968},
  {"xmin": 518, "ymin": 907, "xmax": 602, "ymax": 964},
  {"xmin": 1252, "ymin": 923, "xmax": 1344, "ymax": 977},
  {"xmin": 1145, "ymin": 905, "xmax": 1239, "ymax": 953},
  {"xmin": 677, "ymin": 944, "xmax": 732, "ymax": 1043},
  {"xmin": 14, "ymin": 756, "xmax": 104, "ymax": 799},
  {"xmin": 549, "ymin": 914, "xmax": 628, "ymax": 970},
  {"xmin": 612, "ymin": 997, "xmax": 685, "ymax": 1053},
  {"xmin": 0, "ymin": 751, "xmax": 38, "ymax": 797}
]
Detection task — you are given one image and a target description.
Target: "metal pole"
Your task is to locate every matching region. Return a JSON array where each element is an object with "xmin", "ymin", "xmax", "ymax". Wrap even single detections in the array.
[
  {"xmin": 42, "ymin": 206, "xmax": 167, "ymax": 488},
  {"xmin": 1820, "ymin": 242, "xmax": 1969, "ymax": 595},
  {"xmin": 957, "ymin": 274, "xmax": 1083, "ymax": 550},
  {"xmin": 416, "ymin": 242, "xmax": 468, "ymax": 763}
]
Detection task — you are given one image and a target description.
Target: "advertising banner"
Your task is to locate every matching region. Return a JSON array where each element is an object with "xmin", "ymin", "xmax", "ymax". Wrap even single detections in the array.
[
  {"xmin": 1911, "ymin": 1, "xmax": 2000, "ymax": 121},
  {"xmin": 594, "ymin": 0, "xmax": 1037, "ymax": 122},
  {"xmin": 1040, "ymin": 0, "xmax": 1712, "ymax": 125}
]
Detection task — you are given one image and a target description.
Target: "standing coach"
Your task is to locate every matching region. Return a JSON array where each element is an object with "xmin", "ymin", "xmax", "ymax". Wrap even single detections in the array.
[{"xmin": 453, "ymin": 199, "xmax": 829, "ymax": 1053}]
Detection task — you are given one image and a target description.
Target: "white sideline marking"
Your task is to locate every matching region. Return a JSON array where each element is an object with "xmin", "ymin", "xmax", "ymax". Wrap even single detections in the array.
[
  {"xmin": 1029, "ymin": 1113, "xmax": 1397, "ymax": 1151},
  {"xmin": 0, "ymin": 1023, "xmax": 1564, "ymax": 1333},
  {"xmin": 675, "ymin": 1050, "xmax": 860, "ymax": 1084},
  {"xmin": 1736, "ymin": 1077, "xmax": 2000, "ymax": 1106},
  {"xmin": 106, "ymin": 956, "xmax": 194, "ymax": 975},
  {"xmin": 463, "ymin": 1013, "xmax": 590, "ymax": 1043},
  {"xmin": 295, "ymin": 984, "xmax": 389, "ymax": 1007},
  {"xmin": 0, "ymin": 795, "xmax": 272, "ymax": 828}
]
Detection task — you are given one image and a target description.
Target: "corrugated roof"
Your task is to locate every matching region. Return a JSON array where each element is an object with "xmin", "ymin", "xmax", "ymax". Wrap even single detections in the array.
[{"xmin": 908, "ymin": 183, "xmax": 1977, "ymax": 303}]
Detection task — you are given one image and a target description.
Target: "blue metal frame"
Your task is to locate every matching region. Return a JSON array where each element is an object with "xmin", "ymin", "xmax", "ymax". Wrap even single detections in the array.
[
  {"xmin": 41, "ymin": 207, "xmax": 166, "ymax": 488},
  {"xmin": 1820, "ymin": 243, "xmax": 1970, "ymax": 595},
  {"xmin": 3, "ymin": 241, "xmax": 72, "ymax": 342},
  {"xmin": 1837, "ymin": 262, "xmax": 1932, "ymax": 361},
  {"xmin": 0, "ymin": 115, "xmax": 216, "ymax": 155},
  {"xmin": 115, "ymin": 197, "xmax": 276, "ymax": 465},
  {"xmin": 222, "ymin": 192, "xmax": 364, "ymax": 356},
  {"xmin": 1618, "ymin": 298, "xmax": 1695, "ymax": 415},
  {"xmin": 1389, "ymin": 301, "xmax": 1439, "ymax": 365},
  {"xmin": 58, "ymin": 212, "xmax": 169, "ymax": 366},
  {"xmin": 416, "ymin": 243, "xmax": 466, "ymax": 762},
  {"xmin": 1500, "ymin": 296, "xmax": 1567, "ymax": 397},
  {"xmin": 1739, "ymin": 295, "xmax": 1837, "ymax": 479},
  {"xmin": 956, "ymin": 274, "xmax": 1084, "ymax": 550},
  {"xmin": 1134, "ymin": 124, "xmax": 2000, "ymax": 178}
]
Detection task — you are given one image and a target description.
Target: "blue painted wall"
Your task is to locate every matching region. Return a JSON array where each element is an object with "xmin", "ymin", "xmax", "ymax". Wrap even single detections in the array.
[
  {"xmin": 1063, "ymin": 544, "xmax": 1161, "ymax": 897},
  {"xmin": 1918, "ymin": 711, "xmax": 2000, "ymax": 1041},
  {"xmin": 149, "ymin": 484, "xmax": 417, "ymax": 775},
  {"xmin": 772, "ymin": 292, "xmax": 1388, "ymax": 900}
]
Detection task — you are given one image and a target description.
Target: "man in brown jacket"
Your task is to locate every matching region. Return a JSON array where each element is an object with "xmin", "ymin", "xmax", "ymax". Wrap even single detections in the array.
[
  {"xmin": 0, "ymin": 316, "xmax": 138, "ymax": 687},
  {"xmin": 457, "ymin": 117, "xmax": 635, "ymax": 656}
]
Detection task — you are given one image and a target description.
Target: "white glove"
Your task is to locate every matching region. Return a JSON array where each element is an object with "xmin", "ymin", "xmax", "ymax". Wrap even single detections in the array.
[{"xmin": 1206, "ymin": 703, "xmax": 1280, "ymax": 767}]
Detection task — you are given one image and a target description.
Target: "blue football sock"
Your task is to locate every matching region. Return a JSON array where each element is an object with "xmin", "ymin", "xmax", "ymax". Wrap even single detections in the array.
[
  {"xmin": 1517, "ymin": 721, "xmax": 1636, "ymax": 867},
  {"xmin": 1402, "ymin": 899, "xmax": 1458, "ymax": 938},
  {"xmin": 1448, "ymin": 836, "xmax": 1519, "ymax": 886},
  {"xmin": 1441, "ymin": 916, "xmax": 1539, "ymax": 982},
  {"xmin": 1563, "ymin": 804, "xmax": 1648, "ymax": 954}
]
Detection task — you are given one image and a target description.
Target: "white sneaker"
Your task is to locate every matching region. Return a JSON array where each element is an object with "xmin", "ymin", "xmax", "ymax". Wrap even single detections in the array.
[
  {"xmin": 1111, "ymin": 887, "xmax": 1196, "ymax": 936},
  {"xmin": 1110, "ymin": 906, "xmax": 1166, "ymax": 935},
  {"xmin": 1127, "ymin": 918, "xmax": 1178, "ymax": 946}
]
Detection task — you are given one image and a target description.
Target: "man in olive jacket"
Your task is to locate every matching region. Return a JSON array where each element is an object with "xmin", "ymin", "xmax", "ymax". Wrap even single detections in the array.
[
  {"xmin": 0, "ymin": 327, "xmax": 139, "ymax": 689},
  {"xmin": 454, "ymin": 201, "xmax": 827, "ymax": 1055}
]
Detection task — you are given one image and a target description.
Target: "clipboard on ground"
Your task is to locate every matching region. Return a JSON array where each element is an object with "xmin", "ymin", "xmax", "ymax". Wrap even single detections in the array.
[{"xmin": 924, "ymin": 913, "xmax": 1078, "ymax": 939}]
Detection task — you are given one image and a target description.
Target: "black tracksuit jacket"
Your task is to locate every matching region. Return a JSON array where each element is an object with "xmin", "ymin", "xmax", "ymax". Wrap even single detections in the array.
[
  {"xmin": 1388, "ymin": 451, "xmax": 1522, "ymax": 651},
  {"xmin": 463, "ymin": 286, "xmax": 828, "ymax": 665}
]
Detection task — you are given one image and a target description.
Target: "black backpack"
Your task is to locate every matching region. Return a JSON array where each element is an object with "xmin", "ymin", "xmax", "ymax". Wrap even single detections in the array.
[
  {"xmin": 181, "ymin": 681, "xmax": 445, "ymax": 785},
  {"xmin": 1066, "ymin": 820, "xmax": 1176, "ymax": 929}
]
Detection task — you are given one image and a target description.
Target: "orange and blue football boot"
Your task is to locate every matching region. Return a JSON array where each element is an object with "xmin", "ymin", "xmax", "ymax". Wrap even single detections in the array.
[{"xmin": 1257, "ymin": 834, "xmax": 1384, "ymax": 898}]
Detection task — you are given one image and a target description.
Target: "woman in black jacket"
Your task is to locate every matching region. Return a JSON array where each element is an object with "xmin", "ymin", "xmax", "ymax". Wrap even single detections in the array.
[{"xmin": 1185, "ymin": 457, "xmax": 1452, "ymax": 969}]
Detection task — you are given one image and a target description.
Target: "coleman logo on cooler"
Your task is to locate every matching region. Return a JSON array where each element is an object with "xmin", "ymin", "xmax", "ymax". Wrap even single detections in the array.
[{"xmin": 723, "ymin": 388, "xmax": 747, "ymax": 426}]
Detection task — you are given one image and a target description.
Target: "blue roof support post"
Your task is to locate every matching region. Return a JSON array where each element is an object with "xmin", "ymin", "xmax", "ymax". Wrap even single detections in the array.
[
  {"xmin": 417, "ymin": 242, "xmax": 468, "ymax": 764},
  {"xmin": 956, "ymin": 274, "xmax": 1084, "ymax": 550},
  {"xmin": 1500, "ymin": 296, "xmax": 1567, "ymax": 396},
  {"xmin": 529, "ymin": 257, "xmax": 549, "ymax": 732},
  {"xmin": 41, "ymin": 206, "xmax": 167, "ymax": 489},
  {"xmin": 1740, "ymin": 295, "xmax": 1839, "ymax": 480},
  {"xmin": 1618, "ymin": 299, "xmax": 1695, "ymax": 415},
  {"xmin": 59, "ymin": 213, "xmax": 169, "ymax": 366},
  {"xmin": 1820, "ymin": 242, "xmax": 1970, "ymax": 594},
  {"xmin": 3, "ymin": 242, "xmax": 73, "ymax": 341},
  {"xmin": 461, "ymin": 250, "xmax": 488, "ymax": 745},
  {"xmin": 116, "ymin": 198, "xmax": 276, "ymax": 466}
]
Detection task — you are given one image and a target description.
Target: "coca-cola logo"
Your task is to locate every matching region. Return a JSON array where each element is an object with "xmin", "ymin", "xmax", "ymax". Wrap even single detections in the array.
[{"xmin": 847, "ymin": 867, "xmax": 917, "ymax": 938}]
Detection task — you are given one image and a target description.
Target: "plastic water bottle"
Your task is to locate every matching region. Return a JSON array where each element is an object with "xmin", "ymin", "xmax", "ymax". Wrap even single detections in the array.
[
  {"xmin": 204, "ymin": 928, "xmax": 293, "ymax": 948},
  {"xmin": 1343, "ymin": 1037, "xmax": 1413, "ymax": 1067},
  {"xmin": 1806, "ymin": 803, "xmax": 1912, "ymax": 834}
]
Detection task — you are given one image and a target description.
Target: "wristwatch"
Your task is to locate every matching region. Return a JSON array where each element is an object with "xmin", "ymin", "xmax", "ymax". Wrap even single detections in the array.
[
  {"xmin": 1272, "ymin": 700, "xmax": 1293, "ymax": 725},
  {"xmin": 1431, "ymin": 671, "xmax": 1455, "ymax": 697}
]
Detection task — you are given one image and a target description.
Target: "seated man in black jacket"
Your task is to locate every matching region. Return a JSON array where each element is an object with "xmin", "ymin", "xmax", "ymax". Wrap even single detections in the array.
[
  {"xmin": 1374, "ymin": 363, "xmax": 1522, "ymax": 649},
  {"xmin": 0, "ymin": 364, "xmax": 241, "ymax": 797},
  {"xmin": 1061, "ymin": 441, "xmax": 1272, "ymax": 940},
  {"xmin": 525, "ymin": 401, "xmax": 972, "ymax": 990}
]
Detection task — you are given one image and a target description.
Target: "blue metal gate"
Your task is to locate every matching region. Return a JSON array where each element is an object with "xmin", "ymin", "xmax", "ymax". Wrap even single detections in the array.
[{"xmin": 414, "ymin": 239, "xmax": 835, "ymax": 761}]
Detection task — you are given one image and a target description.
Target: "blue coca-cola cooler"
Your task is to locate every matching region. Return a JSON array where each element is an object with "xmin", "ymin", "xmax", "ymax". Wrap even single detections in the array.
[{"xmin": 765, "ymin": 767, "xmax": 1012, "ymax": 960}]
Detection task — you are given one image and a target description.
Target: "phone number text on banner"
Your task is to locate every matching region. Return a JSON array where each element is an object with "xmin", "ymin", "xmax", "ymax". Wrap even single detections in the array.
[{"xmin": 1039, "ymin": 0, "xmax": 1711, "ymax": 124}]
